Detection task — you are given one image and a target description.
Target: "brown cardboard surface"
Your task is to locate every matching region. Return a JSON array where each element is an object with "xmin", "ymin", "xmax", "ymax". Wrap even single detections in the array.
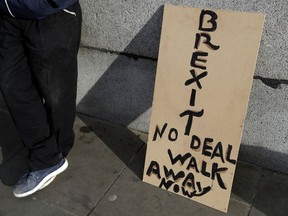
[{"xmin": 143, "ymin": 5, "xmax": 265, "ymax": 213}]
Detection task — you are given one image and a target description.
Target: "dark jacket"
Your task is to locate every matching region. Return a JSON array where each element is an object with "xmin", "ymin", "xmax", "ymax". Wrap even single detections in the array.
[{"xmin": 0, "ymin": 0, "xmax": 78, "ymax": 19}]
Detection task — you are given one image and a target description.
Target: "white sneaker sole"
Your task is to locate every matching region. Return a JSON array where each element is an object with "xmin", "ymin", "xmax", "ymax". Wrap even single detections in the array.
[
  {"xmin": 39, "ymin": 176, "xmax": 56, "ymax": 190},
  {"xmin": 14, "ymin": 158, "xmax": 68, "ymax": 198}
]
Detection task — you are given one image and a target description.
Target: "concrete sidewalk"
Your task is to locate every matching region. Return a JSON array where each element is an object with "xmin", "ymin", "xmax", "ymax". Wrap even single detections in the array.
[{"xmin": 0, "ymin": 113, "xmax": 288, "ymax": 216}]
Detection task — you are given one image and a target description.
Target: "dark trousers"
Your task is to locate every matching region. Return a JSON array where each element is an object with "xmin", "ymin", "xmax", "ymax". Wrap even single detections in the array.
[{"xmin": 0, "ymin": 3, "xmax": 82, "ymax": 171}]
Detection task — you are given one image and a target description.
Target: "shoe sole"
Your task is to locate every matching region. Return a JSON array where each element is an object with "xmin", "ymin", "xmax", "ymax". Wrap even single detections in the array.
[
  {"xmin": 14, "ymin": 158, "xmax": 68, "ymax": 198},
  {"xmin": 39, "ymin": 176, "xmax": 56, "ymax": 190}
]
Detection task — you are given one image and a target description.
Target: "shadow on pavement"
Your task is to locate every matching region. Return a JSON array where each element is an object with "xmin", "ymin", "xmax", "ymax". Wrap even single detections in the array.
[
  {"xmin": 78, "ymin": 114, "xmax": 146, "ymax": 180},
  {"xmin": 239, "ymin": 143, "xmax": 288, "ymax": 175}
]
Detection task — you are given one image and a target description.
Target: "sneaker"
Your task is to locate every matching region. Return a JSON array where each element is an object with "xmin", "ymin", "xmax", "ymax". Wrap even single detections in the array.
[{"xmin": 13, "ymin": 158, "xmax": 68, "ymax": 198}]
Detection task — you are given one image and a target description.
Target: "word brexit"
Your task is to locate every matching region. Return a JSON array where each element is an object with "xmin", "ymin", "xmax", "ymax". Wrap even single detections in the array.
[{"xmin": 145, "ymin": 9, "xmax": 238, "ymax": 199}]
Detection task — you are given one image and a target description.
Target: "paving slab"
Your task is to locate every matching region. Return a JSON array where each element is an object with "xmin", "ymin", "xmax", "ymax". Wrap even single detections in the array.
[
  {"xmin": 28, "ymin": 115, "xmax": 145, "ymax": 216},
  {"xmin": 231, "ymin": 161, "xmax": 263, "ymax": 205},
  {"xmin": 249, "ymin": 170, "xmax": 288, "ymax": 216},
  {"xmin": 78, "ymin": 114, "xmax": 147, "ymax": 167},
  {"xmin": 91, "ymin": 147, "xmax": 251, "ymax": 216},
  {"xmin": 0, "ymin": 183, "xmax": 77, "ymax": 216}
]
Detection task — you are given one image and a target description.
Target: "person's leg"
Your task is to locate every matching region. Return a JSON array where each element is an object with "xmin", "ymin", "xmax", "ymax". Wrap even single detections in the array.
[
  {"xmin": 0, "ymin": 2, "xmax": 81, "ymax": 198},
  {"xmin": 0, "ymin": 15, "xmax": 62, "ymax": 171},
  {"xmin": 24, "ymin": 2, "xmax": 82, "ymax": 157}
]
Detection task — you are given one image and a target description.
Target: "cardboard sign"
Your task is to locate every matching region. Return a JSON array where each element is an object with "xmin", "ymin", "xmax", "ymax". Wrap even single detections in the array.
[{"xmin": 143, "ymin": 5, "xmax": 265, "ymax": 213}]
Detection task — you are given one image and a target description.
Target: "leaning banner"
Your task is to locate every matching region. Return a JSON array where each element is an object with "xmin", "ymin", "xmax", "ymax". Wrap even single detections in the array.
[{"xmin": 143, "ymin": 5, "xmax": 265, "ymax": 213}]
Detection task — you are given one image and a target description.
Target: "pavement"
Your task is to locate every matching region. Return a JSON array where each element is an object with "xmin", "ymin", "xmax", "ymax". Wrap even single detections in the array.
[{"xmin": 0, "ymin": 112, "xmax": 288, "ymax": 216}]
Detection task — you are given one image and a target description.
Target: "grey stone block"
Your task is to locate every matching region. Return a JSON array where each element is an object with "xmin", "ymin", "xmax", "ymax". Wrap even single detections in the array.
[
  {"xmin": 80, "ymin": 0, "xmax": 288, "ymax": 79},
  {"xmin": 77, "ymin": 48, "xmax": 156, "ymax": 132},
  {"xmin": 249, "ymin": 170, "xmax": 288, "ymax": 216},
  {"xmin": 240, "ymin": 79, "xmax": 288, "ymax": 174},
  {"xmin": 205, "ymin": 0, "xmax": 288, "ymax": 80}
]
